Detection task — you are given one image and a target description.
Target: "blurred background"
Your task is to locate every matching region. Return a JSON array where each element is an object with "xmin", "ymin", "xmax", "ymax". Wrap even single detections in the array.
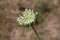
[{"xmin": 0, "ymin": 0, "xmax": 60, "ymax": 40}]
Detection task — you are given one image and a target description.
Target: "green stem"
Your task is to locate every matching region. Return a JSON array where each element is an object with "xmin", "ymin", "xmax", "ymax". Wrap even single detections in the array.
[{"xmin": 31, "ymin": 26, "xmax": 40, "ymax": 40}]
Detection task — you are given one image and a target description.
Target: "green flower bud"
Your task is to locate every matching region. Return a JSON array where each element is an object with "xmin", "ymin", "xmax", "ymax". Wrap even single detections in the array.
[{"xmin": 16, "ymin": 9, "xmax": 38, "ymax": 27}]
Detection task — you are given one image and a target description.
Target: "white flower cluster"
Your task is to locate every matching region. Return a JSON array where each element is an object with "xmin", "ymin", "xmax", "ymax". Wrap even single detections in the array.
[{"xmin": 17, "ymin": 9, "xmax": 38, "ymax": 26}]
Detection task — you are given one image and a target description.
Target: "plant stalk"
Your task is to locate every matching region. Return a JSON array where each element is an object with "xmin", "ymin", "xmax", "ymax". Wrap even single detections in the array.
[{"xmin": 31, "ymin": 26, "xmax": 40, "ymax": 40}]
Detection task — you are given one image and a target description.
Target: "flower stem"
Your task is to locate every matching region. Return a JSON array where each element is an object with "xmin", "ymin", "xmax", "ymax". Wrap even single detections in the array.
[{"xmin": 31, "ymin": 26, "xmax": 40, "ymax": 40}]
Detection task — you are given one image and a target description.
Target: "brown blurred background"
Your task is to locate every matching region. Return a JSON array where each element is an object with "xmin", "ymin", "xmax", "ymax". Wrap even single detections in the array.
[{"xmin": 0, "ymin": 0, "xmax": 60, "ymax": 40}]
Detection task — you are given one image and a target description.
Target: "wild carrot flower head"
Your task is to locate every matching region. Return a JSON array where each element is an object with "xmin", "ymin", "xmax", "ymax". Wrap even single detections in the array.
[{"xmin": 16, "ymin": 9, "xmax": 38, "ymax": 27}]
